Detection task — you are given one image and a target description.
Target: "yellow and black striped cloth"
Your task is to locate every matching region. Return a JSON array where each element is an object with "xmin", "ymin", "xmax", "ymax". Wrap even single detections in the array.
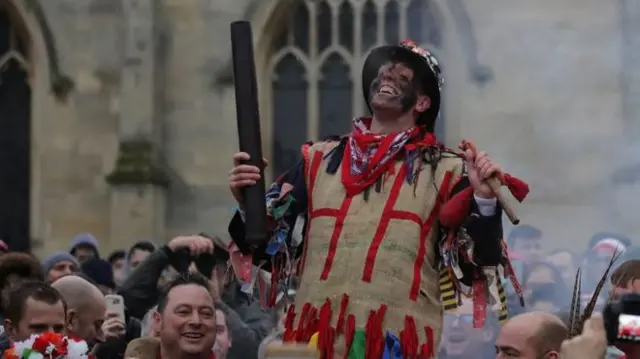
[{"xmin": 439, "ymin": 267, "xmax": 509, "ymax": 324}]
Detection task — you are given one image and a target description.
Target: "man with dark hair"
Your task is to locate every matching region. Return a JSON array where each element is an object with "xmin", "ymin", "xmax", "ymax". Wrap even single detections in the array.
[
  {"xmin": 127, "ymin": 241, "xmax": 157, "ymax": 272},
  {"xmin": 495, "ymin": 311, "xmax": 568, "ymax": 359},
  {"xmin": 3, "ymin": 280, "xmax": 67, "ymax": 341},
  {"xmin": 0, "ymin": 252, "xmax": 45, "ymax": 324},
  {"xmin": 108, "ymin": 250, "xmax": 126, "ymax": 287},
  {"xmin": 507, "ymin": 224, "xmax": 543, "ymax": 265},
  {"xmin": 125, "ymin": 273, "xmax": 217, "ymax": 359}
]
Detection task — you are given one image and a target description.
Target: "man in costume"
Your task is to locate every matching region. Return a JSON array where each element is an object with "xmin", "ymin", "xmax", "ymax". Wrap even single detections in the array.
[{"xmin": 228, "ymin": 40, "xmax": 526, "ymax": 358}]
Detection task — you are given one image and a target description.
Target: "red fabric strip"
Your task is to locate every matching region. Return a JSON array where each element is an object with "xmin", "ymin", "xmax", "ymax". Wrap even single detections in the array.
[
  {"xmin": 336, "ymin": 294, "xmax": 350, "ymax": 335},
  {"xmin": 473, "ymin": 279, "xmax": 487, "ymax": 328},
  {"xmin": 410, "ymin": 170, "xmax": 453, "ymax": 300},
  {"xmin": 298, "ymin": 150, "xmax": 323, "ymax": 277},
  {"xmin": 311, "ymin": 208, "xmax": 340, "ymax": 218},
  {"xmin": 319, "ymin": 196, "xmax": 353, "ymax": 280},
  {"xmin": 362, "ymin": 165, "xmax": 407, "ymax": 282}
]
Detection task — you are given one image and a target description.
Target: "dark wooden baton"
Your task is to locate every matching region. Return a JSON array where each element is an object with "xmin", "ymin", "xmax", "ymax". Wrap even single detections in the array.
[{"xmin": 230, "ymin": 21, "xmax": 268, "ymax": 252}]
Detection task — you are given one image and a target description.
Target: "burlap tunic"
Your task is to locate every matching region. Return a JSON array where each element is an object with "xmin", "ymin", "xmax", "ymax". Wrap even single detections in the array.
[{"xmin": 289, "ymin": 141, "xmax": 463, "ymax": 355}]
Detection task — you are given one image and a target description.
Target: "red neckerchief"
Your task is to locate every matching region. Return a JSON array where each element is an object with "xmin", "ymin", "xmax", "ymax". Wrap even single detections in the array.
[{"xmin": 341, "ymin": 117, "xmax": 435, "ymax": 196}]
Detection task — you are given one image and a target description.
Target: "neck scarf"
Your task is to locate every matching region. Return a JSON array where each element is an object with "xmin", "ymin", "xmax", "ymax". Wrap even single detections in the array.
[{"xmin": 340, "ymin": 117, "xmax": 437, "ymax": 196}]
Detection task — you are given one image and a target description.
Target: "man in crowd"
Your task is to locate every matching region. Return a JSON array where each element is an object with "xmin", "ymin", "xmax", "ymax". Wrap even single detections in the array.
[
  {"xmin": 52, "ymin": 275, "xmax": 106, "ymax": 347},
  {"xmin": 41, "ymin": 251, "xmax": 78, "ymax": 283},
  {"xmin": 69, "ymin": 233, "xmax": 100, "ymax": 264},
  {"xmin": 213, "ymin": 309, "xmax": 231, "ymax": 359},
  {"xmin": 126, "ymin": 241, "xmax": 157, "ymax": 272},
  {"xmin": 0, "ymin": 252, "xmax": 44, "ymax": 324},
  {"xmin": 507, "ymin": 225, "xmax": 543, "ymax": 266},
  {"xmin": 495, "ymin": 311, "xmax": 568, "ymax": 359},
  {"xmin": 119, "ymin": 234, "xmax": 272, "ymax": 359},
  {"xmin": 3, "ymin": 280, "xmax": 66, "ymax": 341},
  {"xmin": 108, "ymin": 250, "xmax": 127, "ymax": 288},
  {"xmin": 81, "ymin": 258, "xmax": 117, "ymax": 295},
  {"xmin": 125, "ymin": 274, "xmax": 217, "ymax": 359},
  {"xmin": 439, "ymin": 298, "xmax": 498, "ymax": 359}
]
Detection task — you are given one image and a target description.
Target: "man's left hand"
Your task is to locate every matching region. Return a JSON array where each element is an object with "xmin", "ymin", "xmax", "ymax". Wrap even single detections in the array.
[{"xmin": 462, "ymin": 148, "xmax": 502, "ymax": 199}]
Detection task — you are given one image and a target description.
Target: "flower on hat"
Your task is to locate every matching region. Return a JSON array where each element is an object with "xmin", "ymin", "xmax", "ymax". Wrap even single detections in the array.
[
  {"xmin": 399, "ymin": 39, "xmax": 443, "ymax": 89},
  {"xmin": 3, "ymin": 333, "xmax": 94, "ymax": 359}
]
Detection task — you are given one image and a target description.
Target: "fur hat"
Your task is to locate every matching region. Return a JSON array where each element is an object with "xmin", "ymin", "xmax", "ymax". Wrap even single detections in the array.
[{"xmin": 362, "ymin": 40, "xmax": 443, "ymax": 131}]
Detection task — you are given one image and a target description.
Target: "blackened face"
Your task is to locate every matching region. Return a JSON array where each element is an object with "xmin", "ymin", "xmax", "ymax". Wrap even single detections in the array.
[{"xmin": 369, "ymin": 62, "xmax": 419, "ymax": 113}]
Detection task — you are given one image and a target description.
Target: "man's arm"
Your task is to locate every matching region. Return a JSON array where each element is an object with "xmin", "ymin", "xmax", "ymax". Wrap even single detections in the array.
[
  {"xmin": 219, "ymin": 300, "xmax": 273, "ymax": 359},
  {"xmin": 118, "ymin": 247, "xmax": 172, "ymax": 319},
  {"xmin": 445, "ymin": 176, "xmax": 503, "ymax": 286},
  {"xmin": 228, "ymin": 158, "xmax": 308, "ymax": 259}
]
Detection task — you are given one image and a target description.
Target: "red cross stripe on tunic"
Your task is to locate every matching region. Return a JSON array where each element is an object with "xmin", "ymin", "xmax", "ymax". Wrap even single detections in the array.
[
  {"xmin": 302, "ymin": 147, "xmax": 455, "ymax": 300},
  {"xmin": 360, "ymin": 168, "xmax": 453, "ymax": 300}
]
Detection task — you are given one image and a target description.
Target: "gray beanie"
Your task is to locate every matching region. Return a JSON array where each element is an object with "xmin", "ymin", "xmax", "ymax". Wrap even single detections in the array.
[{"xmin": 41, "ymin": 251, "xmax": 79, "ymax": 275}]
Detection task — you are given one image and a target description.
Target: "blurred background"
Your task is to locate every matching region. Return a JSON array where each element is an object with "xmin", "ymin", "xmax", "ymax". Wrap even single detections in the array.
[{"xmin": 0, "ymin": 0, "xmax": 639, "ymax": 256}]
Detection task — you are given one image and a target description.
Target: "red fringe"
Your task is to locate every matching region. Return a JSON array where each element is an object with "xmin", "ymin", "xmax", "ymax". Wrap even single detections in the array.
[{"xmin": 284, "ymin": 297, "xmax": 438, "ymax": 359}]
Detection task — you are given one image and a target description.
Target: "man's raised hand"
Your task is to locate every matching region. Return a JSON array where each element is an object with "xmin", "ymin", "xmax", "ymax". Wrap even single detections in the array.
[
  {"xmin": 228, "ymin": 152, "xmax": 268, "ymax": 204},
  {"xmin": 167, "ymin": 235, "xmax": 214, "ymax": 256}
]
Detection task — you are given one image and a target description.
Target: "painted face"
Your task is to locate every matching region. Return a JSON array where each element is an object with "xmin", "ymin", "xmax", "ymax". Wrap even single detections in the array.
[{"xmin": 369, "ymin": 62, "xmax": 419, "ymax": 113}]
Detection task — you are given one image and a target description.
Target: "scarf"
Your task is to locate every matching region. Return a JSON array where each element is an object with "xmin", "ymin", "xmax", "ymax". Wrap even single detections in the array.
[{"xmin": 341, "ymin": 117, "xmax": 438, "ymax": 196}]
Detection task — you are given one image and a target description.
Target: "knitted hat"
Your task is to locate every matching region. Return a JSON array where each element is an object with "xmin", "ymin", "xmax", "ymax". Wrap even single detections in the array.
[
  {"xmin": 69, "ymin": 233, "xmax": 100, "ymax": 256},
  {"xmin": 81, "ymin": 258, "xmax": 115, "ymax": 289},
  {"xmin": 41, "ymin": 251, "xmax": 79, "ymax": 275}
]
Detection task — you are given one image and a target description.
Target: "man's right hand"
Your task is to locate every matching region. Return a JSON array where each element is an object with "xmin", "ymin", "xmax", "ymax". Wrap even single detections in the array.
[
  {"xmin": 559, "ymin": 313, "xmax": 607, "ymax": 359},
  {"xmin": 167, "ymin": 236, "xmax": 214, "ymax": 256},
  {"xmin": 228, "ymin": 152, "xmax": 267, "ymax": 204}
]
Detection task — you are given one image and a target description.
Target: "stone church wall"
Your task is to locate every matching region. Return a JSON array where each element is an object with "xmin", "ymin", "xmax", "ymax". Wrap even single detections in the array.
[{"xmin": 2, "ymin": 0, "xmax": 638, "ymax": 255}]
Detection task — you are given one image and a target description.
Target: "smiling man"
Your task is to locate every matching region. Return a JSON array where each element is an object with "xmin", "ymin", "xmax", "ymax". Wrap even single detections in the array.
[
  {"xmin": 228, "ymin": 39, "xmax": 526, "ymax": 358},
  {"xmin": 152, "ymin": 274, "xmax": 217, "ymax": 359}
]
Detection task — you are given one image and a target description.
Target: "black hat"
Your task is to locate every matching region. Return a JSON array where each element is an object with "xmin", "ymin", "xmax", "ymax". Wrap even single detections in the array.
[{"xmin": 362, "ymin": 40, "xmax": 443, "ymax": 131}]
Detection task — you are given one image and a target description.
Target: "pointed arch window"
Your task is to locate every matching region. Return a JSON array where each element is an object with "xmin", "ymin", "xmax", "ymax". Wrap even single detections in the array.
[{"xmin": 268, "ymin": 0, "xmax": 443, "ymax": 173}]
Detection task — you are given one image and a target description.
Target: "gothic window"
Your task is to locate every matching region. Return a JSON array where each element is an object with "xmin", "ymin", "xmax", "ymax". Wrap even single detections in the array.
[
  {"xmin": 0, "ymin": 4, "xmax": 31, "ymax": 252},
  {"xmin": 269, "ymin": 0, "xmax": 443, "ymax": 174}
]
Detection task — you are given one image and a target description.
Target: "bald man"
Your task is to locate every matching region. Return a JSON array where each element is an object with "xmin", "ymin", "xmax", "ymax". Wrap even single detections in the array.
[
  {"xmin": 52, "ymin": 275, "xmax": 106, "ymax": 347},
  {"xmin": 495, "ymin": 311, "xmax": 568, "ymax": 359}
]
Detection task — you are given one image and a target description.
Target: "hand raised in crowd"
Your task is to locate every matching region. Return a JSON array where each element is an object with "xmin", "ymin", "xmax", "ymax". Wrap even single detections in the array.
[
  {"xmin": 101, "ymin": 312, "xmax": 126, "ymax": 340},
  {"xmin": 167, "ymin": 235, "xmax": 214, "ymax": 256},
  {"xmin": 559, "ymin": 313, "xmax": 607, "ymax": 359},
  {"xmin": 228, "ymin": 152, "xmax": 268, "ymax": 204}
]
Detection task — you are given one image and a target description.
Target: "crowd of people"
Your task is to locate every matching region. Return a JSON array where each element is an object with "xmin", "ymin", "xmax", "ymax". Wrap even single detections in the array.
[{"xmin": 0, "ymin": 224, "xmax": 635, "ymax": 359}]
